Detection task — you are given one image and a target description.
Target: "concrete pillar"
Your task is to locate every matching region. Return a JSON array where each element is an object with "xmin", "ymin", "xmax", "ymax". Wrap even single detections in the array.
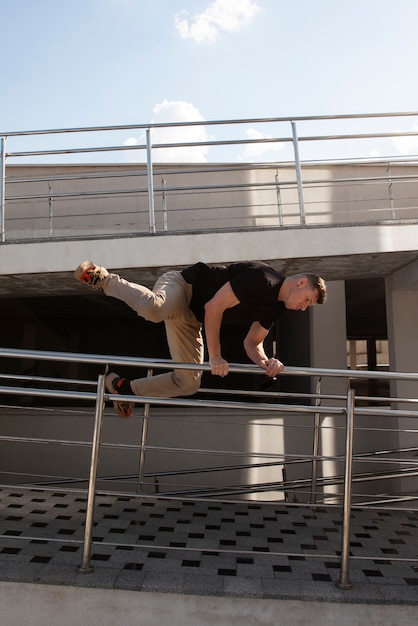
[
  {"xmin": 310, "ymin": 280, "xmax": 347, "ymax": 373},
  {"xmin": 310, "ymin": 280, "xmax": 347, "ymax": 501},
  {"xmin": 385, "ymin": 260, "xmax": 418, "ymax": 495}
]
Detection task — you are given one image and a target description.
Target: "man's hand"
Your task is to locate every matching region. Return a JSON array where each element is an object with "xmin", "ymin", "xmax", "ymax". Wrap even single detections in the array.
[
  {"xmin": 209, "ymin": 355, "xmax": 230, "ymax": 377},
  {"xmin": 260, "ymin": 357, "xmax": 284, "ymax": 378},
  {"xmin": 243, "ymin": 323, "xmax": 285, "ymax": 377}
]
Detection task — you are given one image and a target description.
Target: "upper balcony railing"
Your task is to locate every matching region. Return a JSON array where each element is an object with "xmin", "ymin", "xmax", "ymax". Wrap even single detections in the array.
[{"xmin": 2, "ymin": 111, "xmax": 418, "ymax": 242}]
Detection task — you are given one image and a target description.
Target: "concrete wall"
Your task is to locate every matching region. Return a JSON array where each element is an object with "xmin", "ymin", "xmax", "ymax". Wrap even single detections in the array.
[{"xmin": 5, "ymin": 162, "xmax": 418, "ymax": 240}]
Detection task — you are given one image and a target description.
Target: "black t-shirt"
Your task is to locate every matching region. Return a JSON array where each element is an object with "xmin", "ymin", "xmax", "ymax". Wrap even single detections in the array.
[{"xmin": 181, "ymin": 261, "xmax": 286, "ymax": 329}]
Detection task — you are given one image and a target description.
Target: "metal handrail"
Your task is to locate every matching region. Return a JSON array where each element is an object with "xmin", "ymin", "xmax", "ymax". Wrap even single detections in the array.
[
  {"xmin": 0, "ymin": 346, "xmax": 417, "ymax": 382},
  {"xmin": 2, "ymin": 111, "xmax": 418, "ymax": 241},
  {"xmin": 0, "ymin": 346, "xmax": 417, "ymax": 589}
]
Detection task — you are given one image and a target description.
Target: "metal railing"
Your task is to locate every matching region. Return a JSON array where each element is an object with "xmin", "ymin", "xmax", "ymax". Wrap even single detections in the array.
[
  {"xmin": 2, "ymin": 112, "xmax": 418, "ymax": 241},
  {"xmin": 0, "ymin": 346, "xmax": 417, "ymax": 590}
]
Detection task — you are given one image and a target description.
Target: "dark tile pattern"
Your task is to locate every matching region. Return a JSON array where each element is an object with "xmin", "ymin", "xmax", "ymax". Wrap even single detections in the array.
[{"xmin": 0, "ymin": 487, "xmax": 418, "ymax": 603}]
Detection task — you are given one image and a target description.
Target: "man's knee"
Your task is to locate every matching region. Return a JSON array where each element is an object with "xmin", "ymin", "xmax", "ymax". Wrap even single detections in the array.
[
  {"xmin": 139, "ymin": 293, "xmax": 167, "ymax": 323},
  {"xmin": 173, "ymin": 370, "xmax": 202, "ymax": 396}
]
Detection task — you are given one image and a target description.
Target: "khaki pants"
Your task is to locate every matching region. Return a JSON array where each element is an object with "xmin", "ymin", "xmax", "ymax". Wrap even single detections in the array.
[{"xmin": 103, "ymin": 271, "xmax": 204, "ymax": 397}]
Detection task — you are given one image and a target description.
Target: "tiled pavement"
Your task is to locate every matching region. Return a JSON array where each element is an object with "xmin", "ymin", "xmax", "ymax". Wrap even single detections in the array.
[{"xmin": 0, "ymin": 486, "xmax": 418, "ymax": 605}]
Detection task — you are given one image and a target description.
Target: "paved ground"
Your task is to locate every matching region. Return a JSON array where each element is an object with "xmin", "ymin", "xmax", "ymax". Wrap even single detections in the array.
[{"xmin": 0, "ymin": 486, "xmax": 418, "ymax": 607}]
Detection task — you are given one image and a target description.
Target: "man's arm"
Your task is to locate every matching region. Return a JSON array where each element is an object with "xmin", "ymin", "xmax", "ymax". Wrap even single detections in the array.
[
  {"xmin": 243, "ymin": 321, "xmax": 284, "ymax": 377},
  {"xmin": 204, "ymin": 281, "xmax": 239, "ymax": 377}
]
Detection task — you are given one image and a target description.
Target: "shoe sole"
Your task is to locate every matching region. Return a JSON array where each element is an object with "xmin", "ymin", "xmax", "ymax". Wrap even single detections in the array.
[
  {"xmin": 73, "ymin": 260, "xmax": 108, "ymax": 290},
  {"xmin": 73, "ymin": 260, "xmax": 94, "ymax": 283},
  {"xmin": 105, "ymin": 373, "xmax": 134, "ymax": 419}
]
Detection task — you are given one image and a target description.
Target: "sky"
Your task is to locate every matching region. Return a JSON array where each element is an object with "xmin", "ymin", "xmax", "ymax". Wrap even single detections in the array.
[{"xmin": 2, "ymin": 0, "xmax": 418, "ymax": 162}]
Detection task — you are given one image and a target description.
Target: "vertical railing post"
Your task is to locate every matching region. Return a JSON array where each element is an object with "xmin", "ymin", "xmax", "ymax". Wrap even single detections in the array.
[
  {"xmin": 386, "ymin": 165, "xmax": 396, "ymax": 219},
  {"xmin": 137, "ymin": 369, "xmax": 153, "ymax": 494},
  {"xmin": 161, "ymin": 176, "xmax": 168, "ymax": 231},
  {"xmin": 275, "ymin": 172, "xmax": 283, "ymax": 226},
  {"xmin": 78, "ymin": 374, "xmax": 106, "ymax": 574},
  {"xmin": 0, "ymin": 137, "xmax": 6, "ymax": 242},
  {"xmin": 291, "ymin": 121, "xmax": 306, "ymax": 225},
  {"xmin": 336, "ymin": 386, "xmax": 355, "ymax": 590},
  {"xmin": 310, "ymin": 377, "xmax": 322, "ymax": 504},
  {"xmin": 48, "ymin": 181, "xmax": 54, "ymax": 238},
  {"xmin": 146, "ymin": 128, "xmax": 156, "ymax": 234}
]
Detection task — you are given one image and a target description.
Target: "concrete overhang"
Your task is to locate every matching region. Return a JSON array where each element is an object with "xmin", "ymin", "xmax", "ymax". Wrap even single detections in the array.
[{"xmin": 0, "ymin": 222, "xmax": 417, "ymax": 297}]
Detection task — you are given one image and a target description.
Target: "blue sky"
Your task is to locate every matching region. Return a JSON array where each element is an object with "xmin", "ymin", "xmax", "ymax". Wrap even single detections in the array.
[{"xmin": 2, "ymin": 0, "xmax": 418, "ymax": 161}]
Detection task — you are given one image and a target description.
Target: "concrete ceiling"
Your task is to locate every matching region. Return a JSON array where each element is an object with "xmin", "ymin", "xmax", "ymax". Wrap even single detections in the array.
[{"xmin": 0, "ymin": 249, "xmax": 417, "ymax": 298}]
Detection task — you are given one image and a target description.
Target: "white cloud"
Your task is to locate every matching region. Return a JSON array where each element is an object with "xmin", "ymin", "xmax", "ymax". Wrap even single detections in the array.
[
  {"xmin": 237, "ymin": 128, "xmax": 284, "ymax": 162},
  {"xmin": 151, "ymin": 100, "xmax": 210, "ymax": 162},
  {"xmin": 174, "ymin": 0, "xmax": 260, "ymax": 43},
  {"xmin": 123, "ymin": 137, "xmax": 140, "ymax": 147},
  {"xmin": 392, "ymin": 125, "xmax": 418, "ymax": 155},
  {"xmin": 123, "ymin": 100, "xmax": 210, "ymax": 163}
]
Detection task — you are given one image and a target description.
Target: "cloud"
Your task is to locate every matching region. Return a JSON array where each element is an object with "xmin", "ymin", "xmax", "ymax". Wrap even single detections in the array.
[
  {"xmin": 123, "ymin": 100, "xmax": 210, "ymax": 162},
  {"xmin": 174, "ymin": 0, "xmax": 260, "ymax": 43},
  {"xmin": 123, "ymin": 137, "xmax": 140, "ymax": 147},
  {"xmin": 392, "ymin": 125, "xmax": 418, "ymax": 155},
  {"xmin": 237, "ymin": 128, "xmax": 285, "ymax": 162}
]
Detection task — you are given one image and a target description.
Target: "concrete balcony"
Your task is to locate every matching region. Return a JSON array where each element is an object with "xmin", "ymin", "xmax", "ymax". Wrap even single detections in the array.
[{"xmin": 0, "ymin": 221, "xmax": 417, "ymax": 298}]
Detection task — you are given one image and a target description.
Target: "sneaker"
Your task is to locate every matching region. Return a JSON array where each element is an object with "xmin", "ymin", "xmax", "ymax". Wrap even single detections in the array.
[
  {"xmin": 74, "ymin": 261, "xmax": 109, "ymax": 290},
  {"xmin": 105, "ymin": 372, "xmax": 134, "ymax": 419}
]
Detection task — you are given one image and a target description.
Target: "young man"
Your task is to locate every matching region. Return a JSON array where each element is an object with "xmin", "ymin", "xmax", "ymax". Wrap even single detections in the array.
[{"xmin": 74, "ymin": 260, "xmax": 326, "ymax": 418}]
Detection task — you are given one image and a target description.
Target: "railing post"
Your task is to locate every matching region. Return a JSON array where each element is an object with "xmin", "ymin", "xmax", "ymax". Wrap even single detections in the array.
[
  {"xmin": 275, "ymin": 172, "xmax": 284, "ymax": 227},
  {"xmin": 291, "ymin": 121, "xmax": 306, "ymax": 225},
  {"xmin": 0, "ymin": 137, "xmax": 6, "ymax": 242},
  {"xmin": 78, "ymin": 373, "xmax": 106, "ymax": 574},
  {"xmin": 161, "ymin": 176, "xmax": 168, "ymax": 231},
  {"xmin": 310, "ymin": 377, "xmax": 322, "ymax": 504},
  {"xmin": 48, "ymin": 181, "xmax": 54, "ymax": 238},
  {"xmin": 386, "ymin": 165, "xmax": 396, "ymax": 219},
  {"xmin": 137, "ymin": 368, "xmax": 153, "ymax": 494},
  {"xmin": 336, "ymin": 386, "xmax": 355, "ymax": 590},
  {"xmin": 146, "ymin": 128, "xmax": 156, "ymax": 234}
]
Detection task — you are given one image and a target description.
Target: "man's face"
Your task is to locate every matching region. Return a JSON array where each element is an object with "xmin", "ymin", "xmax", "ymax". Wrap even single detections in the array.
[{"xmin": 284, "ymin": 279, "xmax": 319, "ymax": 311}]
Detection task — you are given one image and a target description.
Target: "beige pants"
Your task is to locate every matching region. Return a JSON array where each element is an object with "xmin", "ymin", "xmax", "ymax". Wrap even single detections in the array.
[{"xmin": 103, "ymin": 271, "xmax": 204, "ymax": 397}]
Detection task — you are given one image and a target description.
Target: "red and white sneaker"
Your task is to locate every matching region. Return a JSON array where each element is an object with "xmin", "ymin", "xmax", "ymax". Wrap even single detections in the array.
[
  {"xmin": 74, "ymin": 261, "xmax": 109, "ymax": 290},
  {"xmin": 105, "ymin": 372, "xmax": 134, "ymax": 419}
]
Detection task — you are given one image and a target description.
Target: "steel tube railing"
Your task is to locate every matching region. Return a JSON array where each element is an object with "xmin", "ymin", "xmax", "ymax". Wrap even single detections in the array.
[
  {"xmin": 291, "ymin": 121, "xmax": 306, "ymax": 225},
  {"xmin": 2, "ymin": 110, "xmax": 418, "ymax": 140},
  {"xmin": 2, "ymin": 111, "xmax": 418, "ymax": 243},
  {"xmin": 0, "ymin": 345, "xmax": 418, "ymax": 590},
  {"xmin": 137, "ymin": 369, "xmax": 153, "ymax": 494},
  {"xmin": 1, "ymin": 346, "xmax": 417, "ymax": 383},
  {"xmin": 337, "ymin": 387, "xmax": 355, "ymax": 589},
  {"xmin": 310, "ymin": 377, "xmax": 322, "ymax": 504},
  {"xmin": 78, "ymin": 374, "xmax": 106, "ymax": 573},
  {"xmin": 146, "ymin": 128, "xmax": 156, "ymax": 233}
]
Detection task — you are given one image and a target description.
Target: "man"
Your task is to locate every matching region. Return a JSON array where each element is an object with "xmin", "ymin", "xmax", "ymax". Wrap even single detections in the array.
[{"xmin": 74, "ymin": 260, "xmax": 326, "ymax": 418}]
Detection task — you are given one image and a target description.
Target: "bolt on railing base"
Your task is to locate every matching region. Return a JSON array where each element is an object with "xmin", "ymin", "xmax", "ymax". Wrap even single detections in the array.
[
  {"xmin": 77, "ymin": 564, "xmax": 94, "ymax": 575},
  {"xmin": 335, "ymin": 580, "xmax": 353, "ymax": 590}
]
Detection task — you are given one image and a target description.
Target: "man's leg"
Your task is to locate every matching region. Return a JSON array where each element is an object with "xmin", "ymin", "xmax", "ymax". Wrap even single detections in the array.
[
  {"xmin": 75, "ymin": 262, "xmax": 204, "ymax": 403},
  {"xmin": 103, "ymin": 270, "xmax": 184, "ymax": 323},
  {"xmin": 74, "ymin": 261, "xmax": 184, "ymax": 322},
  {"xmin": 128, "ymin": 271, "xmax": 204, "ymax": 397},
  {"xmin": 103, "ymin": 270, "xmax": 203, "ymax": 398}
]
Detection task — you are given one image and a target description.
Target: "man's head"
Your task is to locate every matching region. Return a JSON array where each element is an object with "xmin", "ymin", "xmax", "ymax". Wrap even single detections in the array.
[{"xmin": 280, "ymin": 273, "xmax": 327, "ymax": 311}]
